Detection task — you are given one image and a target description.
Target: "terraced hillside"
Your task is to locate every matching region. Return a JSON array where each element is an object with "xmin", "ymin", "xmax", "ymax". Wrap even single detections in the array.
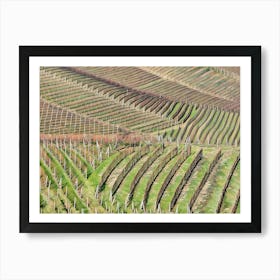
[
  {"xmin": 40, "ymin": 141, "xmax": 240, "ymax": 213},
  {"xmin": 40, "ymin": 66, "xmax": 240, "ymax": 214}
]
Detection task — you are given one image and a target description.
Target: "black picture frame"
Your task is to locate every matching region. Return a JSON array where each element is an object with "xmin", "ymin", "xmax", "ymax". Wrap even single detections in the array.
[{"xmin": 19, "ymin": 46, "xmax": 261, "ymax": 233}]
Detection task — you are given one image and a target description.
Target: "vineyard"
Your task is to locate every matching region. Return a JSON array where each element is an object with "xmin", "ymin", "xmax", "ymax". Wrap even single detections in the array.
[{"xmin": 40, "ymin": 66, "xmax": 240, "ymax": 214}]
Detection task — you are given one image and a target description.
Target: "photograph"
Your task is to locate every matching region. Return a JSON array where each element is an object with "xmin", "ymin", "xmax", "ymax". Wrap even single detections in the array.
[
  {"xmin": 39, "ymin": 65, "xmax": 240, "ymax": 214},
  {"xmin": 19, "ymin": 45, "xmax": 260, "ymax": 232}
]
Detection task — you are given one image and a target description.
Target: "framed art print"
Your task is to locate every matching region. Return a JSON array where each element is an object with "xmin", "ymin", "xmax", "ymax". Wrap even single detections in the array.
[{"xmin": 19, "ymin": 46, "xmax": 261, "ymax": 233}]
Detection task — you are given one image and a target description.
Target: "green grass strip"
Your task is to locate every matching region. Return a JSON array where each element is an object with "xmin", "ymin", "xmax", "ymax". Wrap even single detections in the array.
[
  {"xmin": 43, "ymin": 146, "xmax": 89, "ymax": 213},
  {"xmin": 145, "ymin": 153, "xmax": 181, "ymax": 212},
  {"xmin": 160, "ymin": 149, "xmax": 198, "ymax": 212},
  {"xmin": 195, "ymin": 151, "xmax": 238, "ymax": 213},
  {"xmin": 72, "ymin": 149, "xmax": 94, "ymax": 177},
  {"xmin": 40, "ymin": 160, "xmax": 74, "ymax": 213},
  {"xmin": 101, "ymin": 153, "xmax": 135, "ymax": 211},
  {"xmin": 131, "ymin": 146, "xmax": 173, "ymax": 210},
  {"xmin": 176, "ymin": 148, "xmax": 216, "ymax": 213},
  {"xmin": 220, "ymin": 163, "xmax": 240, "ymax": 213},
  {"xmin": 87, "ymin": 152, "xmax": 121, "ymax": 188},
  {"xmin": 116, "ymin": 154, "xmax": 150, "ymax": 212},
  {"xmin": 236, "ymin": 200, "xmax": 240, "ymax": 213}
]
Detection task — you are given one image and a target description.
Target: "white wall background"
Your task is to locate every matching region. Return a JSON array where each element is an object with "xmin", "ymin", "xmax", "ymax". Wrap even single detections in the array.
[{"xmin": 0, "ymin": 0, "xmax": 279, "ymax": 279}]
